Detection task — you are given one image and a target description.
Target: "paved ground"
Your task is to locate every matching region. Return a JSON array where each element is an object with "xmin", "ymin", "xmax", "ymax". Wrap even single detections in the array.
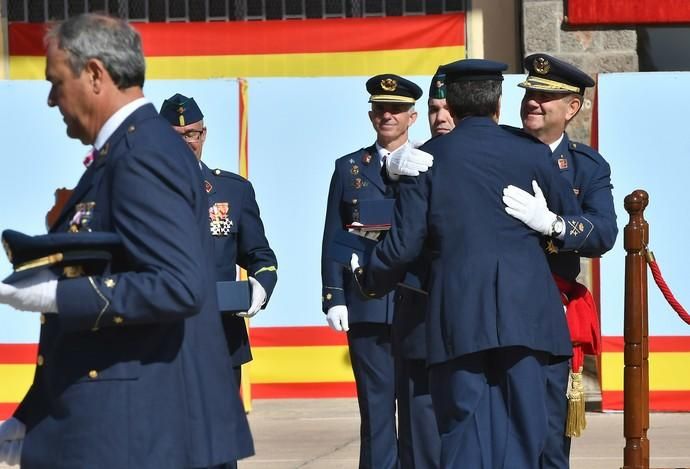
[
  {"xmin": 239, "ymin": 398, "xmax": 690, "ymax": 469},
  {"xmin": 2, "ymin": 399, "xmax": 689, "ymax": 468}
]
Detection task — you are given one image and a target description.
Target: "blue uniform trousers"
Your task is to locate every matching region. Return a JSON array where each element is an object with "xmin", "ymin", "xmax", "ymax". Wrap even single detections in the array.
[
  {"xmin": 428, "ymin": 347, "xmax": 550, "ymax": 469},
  {"xmin": 397, "ymin": 357, "xmax": 441, "ymax": 469},
  {"xmin": 347, "ymin": 322, "xmax": 398, "ymax": 469},
  {"xmin": 541, "ymin": 358, "xmax": 571, "ymax": 469}
]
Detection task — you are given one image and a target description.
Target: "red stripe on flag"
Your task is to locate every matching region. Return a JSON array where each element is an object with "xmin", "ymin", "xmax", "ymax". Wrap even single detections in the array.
[
  {"xmin": 602, "ymin": 390, "xmax": 690, "ymax": 411},
  {"xmin": 250, "ymin": 326, "xmax": 348, "ymax": 347},
  {"xmin": 0, "ymin": 344, "xmax": 38, "ymax": 364},
  {"xmin": 252, "ymin": 382, "xmax": 356, "ymax": 399},
  {"xmin": 567, "ymin": 0, "xmax": 690, "ymax": 25},
  {"xmin": 0, "ymin": 403, "xmax": 19, "ymax": 420},
  {"xmin": 602, "ymin": 336, "xmax": 690, "ymax": 353},
  {"xmin": 9, "ymin": 14, "xmax": 464, "ymax": 56}
]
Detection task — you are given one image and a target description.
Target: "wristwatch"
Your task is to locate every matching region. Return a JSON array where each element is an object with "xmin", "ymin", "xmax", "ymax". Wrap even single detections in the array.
[{"xmin": 550, "ymin": 216, "xmax": 565, "ymax": 238}]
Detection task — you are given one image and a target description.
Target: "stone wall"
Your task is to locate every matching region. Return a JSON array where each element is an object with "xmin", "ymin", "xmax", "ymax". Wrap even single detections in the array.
[{"xmin": 522, "ymin": 0, "xmax": 638, "ymax": 144}]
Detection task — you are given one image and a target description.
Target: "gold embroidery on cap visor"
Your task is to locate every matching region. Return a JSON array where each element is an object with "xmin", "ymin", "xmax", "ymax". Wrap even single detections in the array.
[
  {"xmin": 518, "ymin": 76, "xmax": 581, "ymax": 94},
  {"xmin": 15, "ymin": 253, "xmax": 65, "ymax": 273},
  {"xmin": 368, "ymin": 94, "xmax": 416, "ymax": 103}
]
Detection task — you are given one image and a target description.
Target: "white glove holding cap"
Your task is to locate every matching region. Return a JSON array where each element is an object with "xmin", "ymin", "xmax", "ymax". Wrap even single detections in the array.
[{"xmin": 0, "ymin": 270, "xmax": 58, "ymax": 313}]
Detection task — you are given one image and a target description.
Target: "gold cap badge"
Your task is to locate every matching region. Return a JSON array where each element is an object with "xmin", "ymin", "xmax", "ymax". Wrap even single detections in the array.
[
  {"xmin": 381, "ymin": 78, "xmax": 397, "ymax": 92},
  {"xmin": 534, "ymin": 57, "xmax": 551, "ymax": 75}
]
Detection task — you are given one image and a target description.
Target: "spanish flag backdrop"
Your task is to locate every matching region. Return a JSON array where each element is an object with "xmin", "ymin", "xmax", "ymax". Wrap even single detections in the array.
[
  {"xmin": 0, "ymin": 14, "xmax": 465, "ymax": 419},
  {"xmin": 9, "ymin": 14, "xmax": 465, "ymax": 79}
]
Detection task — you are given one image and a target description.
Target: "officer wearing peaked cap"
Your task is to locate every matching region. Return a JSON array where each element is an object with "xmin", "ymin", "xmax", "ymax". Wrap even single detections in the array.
[
  {"xmin": 160, "ymin": 93, "xmax": 278, "ymax": 394},
  {"xmin": 321, "ymin": 73, "xmax": 421, "ymax": 469},
  {"xmin": 354, "ymin": 58, "xmax": 581, "ymax": 468},
  {"xmin": 501, "ymin": 53, "xmax": 617, "ymax": 468}
]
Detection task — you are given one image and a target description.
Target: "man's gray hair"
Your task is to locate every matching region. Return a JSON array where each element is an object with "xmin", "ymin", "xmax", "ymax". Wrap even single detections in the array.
[{"xmin": 45, "ymin": 13, "xmax": 145, "ymax": 89}]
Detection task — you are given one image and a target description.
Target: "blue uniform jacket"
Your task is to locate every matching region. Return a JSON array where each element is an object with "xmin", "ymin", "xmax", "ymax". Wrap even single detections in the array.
[
  {"xmin": 15, "ymin": 104, "xmax": 253, "ymax": 468},
  {"xmin": 365, "ymin": 117, "xmax": 579, "ymax": 365},
  {"xmin": 321, "ymin": 145, "xmax": 394, "ymax": 324},
  {"xmin": 544, "ymin": 132, "xmax": 618, "ymax": 280},
  {"xmin": 202, "ymin": 162, "xmax": 277, "ymax": 366}
]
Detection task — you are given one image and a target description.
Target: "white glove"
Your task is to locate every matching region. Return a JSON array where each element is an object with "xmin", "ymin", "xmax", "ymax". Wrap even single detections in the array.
[
  {"xmin": 0, "ymin": 417, "xmax": 25, "ymax": 466},
  {"xmin": 350, "ymin": 253, "xmax": 360, "ymax": 272},
  {"xmin": 0, "ymin": 270, "xmax": 58, "ymax": 313},
  {"xmin": 0, "ymin": 439, "xmax": 22, "ymax": 466},
  {"xmin": 0, "ymin": 417, "xmax": 25, "ymax": 441},
  {"xmin": 326, "ymin": 305, "xmax": 349, "ymax": 332},
  {"xmin": 502, "ymin": 180, "xmax": 557, "ymax": 236},
  {"xmin": 386, "ymin": 146, "xmax": 433, "ymax": 178},
  {"xmin": 236, "ymin": 276, "xmax": 266, "ymax": 318}
]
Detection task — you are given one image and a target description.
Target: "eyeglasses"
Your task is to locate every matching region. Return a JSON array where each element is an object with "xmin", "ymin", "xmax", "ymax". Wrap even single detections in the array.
[{"xmin": 180, "ymin": 129, "xmax": 205, "ymax": 142}]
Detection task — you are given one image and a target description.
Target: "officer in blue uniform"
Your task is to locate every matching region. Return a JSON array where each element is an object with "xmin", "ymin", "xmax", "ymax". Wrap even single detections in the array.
[
  {"xmin": 0, "ymin": 14, "xmax": 252, "ymax": 468},
  {"xmin": 503, "ymin": 53, "xmax": 618, "ymax": 468},
  {"xmin": 321, "ymin": 74, "xmax": 422, "ymax": 469},
  {"xmin": 160, "ymin": 93, "xmax": 278, "ymax": 390},
  {"xmin": 355, "ymin": 59, "xmax": 581, "ymax": 469},
  {"xmin": 393, "ymin": 67, "xmax": 449, "ymax": 469}
]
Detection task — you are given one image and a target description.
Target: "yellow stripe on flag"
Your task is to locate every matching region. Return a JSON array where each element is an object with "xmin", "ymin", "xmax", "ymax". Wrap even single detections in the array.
[
  {"xmin": 0, "ymin": 364, "xmax": 34, "ymax": 402},
  {"xmin": 250, "ymin": 345, "xmax": 354, "ymax": 384},
  {"xmin": 10, "ymin": 46, "xmax": 465, "ymax": 80},
  {"xmin": 601, "ymin": 352, "xmax": 690, "ymax": 391}
]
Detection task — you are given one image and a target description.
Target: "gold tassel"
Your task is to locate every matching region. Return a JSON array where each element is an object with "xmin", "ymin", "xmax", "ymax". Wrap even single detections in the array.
[{"xmin": 565, "ymin": 369, "xmax": 586, "ymax": 437}]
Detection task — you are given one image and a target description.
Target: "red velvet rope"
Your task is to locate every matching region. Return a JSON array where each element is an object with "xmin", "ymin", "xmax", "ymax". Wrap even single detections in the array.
[{"xmin": 646, "ymin": 250, "xmax": 690, "ymax": 326}]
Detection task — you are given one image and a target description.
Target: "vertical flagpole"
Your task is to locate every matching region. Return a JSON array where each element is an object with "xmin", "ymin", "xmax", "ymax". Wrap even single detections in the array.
[{"xmin": 237, "ymin": 78, "xmax": 252, "ymax": 412}]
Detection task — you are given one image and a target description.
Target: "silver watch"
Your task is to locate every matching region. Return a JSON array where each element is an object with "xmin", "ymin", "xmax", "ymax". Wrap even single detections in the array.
[{"xmin": 550, "ymin": 217, "xmax": 564, "ymax": 238}]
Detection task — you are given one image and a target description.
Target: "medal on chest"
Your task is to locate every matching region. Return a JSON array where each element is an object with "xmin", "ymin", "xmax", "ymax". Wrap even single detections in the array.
[
  {"xmin": 69, "ymin": 202, "xmax": 96, "ymax": 232},
  {"xmin": 209, "ymin": 202, "xmax": 233, "ymax": 236}
]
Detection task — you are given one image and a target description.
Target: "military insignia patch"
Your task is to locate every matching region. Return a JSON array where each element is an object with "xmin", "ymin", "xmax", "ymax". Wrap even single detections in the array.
[
  {"xmin": 351, "ymin": 165, "xmax": 360, "ymax": 176},
  {"xmin": 568, "ymin": 220, "xmax": 585, "ymax": 236},
  {"xmin": 353, "ymin": 178, "xmax": 363, "ymax": 189},
  {"xmin": 69, "ymin": 202, "xmax": 96, "ymax": 232},
  {"xmin": 545, "ymin": 239, "xmax": 559, "ymax": 254},
  {"xmin": 534, "ymin": 57, "xmax": 551, "ymax": 75},
  {"xmin": 204, "ymin": 180, "xmax": 213, "ymax": 193},
  {"xmin": 209, "ymin": 202, "xmax": 233, "ymax": 236},
  {"xmin": 573, "ymin": 188, "xmax": 580, "ymax": 196},
  {"xmin": 434, "ymin": 80, "xmax": 446, "ymax": 99},
  {"xmin": 362, "ymin": 153, "xmax": 372, "ymax": 165},
  {"xmin": 558, "ymin": 157, "xmax": 568, "ymax": 170},
  {"xmin": 381, "ymin": 78, "xmax": 397, "ymax": 91}
]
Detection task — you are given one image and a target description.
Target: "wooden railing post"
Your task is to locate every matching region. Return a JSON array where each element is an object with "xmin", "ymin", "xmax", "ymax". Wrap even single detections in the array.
[{"xmin": 623, "ymin": 189, "xmax": 650, "ymax": 469}]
